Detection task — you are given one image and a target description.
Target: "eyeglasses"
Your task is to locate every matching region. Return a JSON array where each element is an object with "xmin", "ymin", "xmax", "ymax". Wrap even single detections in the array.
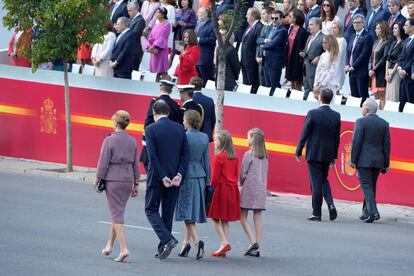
[
  {"xmin": 323, "ymin": 4, "xmax": 330, "ymax": 7},
  {"xmin": 353, "ymin": 21, "xmax": 364, "ymax": 24},
  {"xmin": 272, "ymin": 17, "xmax": 280, "ymax": 20}
]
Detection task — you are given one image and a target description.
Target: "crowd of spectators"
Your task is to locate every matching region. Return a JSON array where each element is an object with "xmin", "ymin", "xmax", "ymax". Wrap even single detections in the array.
[{"xmin": 7, "ymin": 0, "xmax": 414, "ymax": 111}]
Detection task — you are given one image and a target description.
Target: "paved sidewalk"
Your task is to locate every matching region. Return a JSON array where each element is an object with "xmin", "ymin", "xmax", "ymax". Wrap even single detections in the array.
[{"xmin": 1, "ymin": 156, "xmax": 413, "ymax": 224}]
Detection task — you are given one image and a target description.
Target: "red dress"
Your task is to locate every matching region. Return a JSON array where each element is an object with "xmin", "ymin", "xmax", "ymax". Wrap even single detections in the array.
[
  {"xmin": 174, "ymin": 45, "xmax": 200, "ymax": 85},
  {"xmin": 8, "ymin": 29, "xmax": 33, "ymax": 67},
  {"xmin": 207, "ymin": 152, "xmax": 240, "ymax": 221}
]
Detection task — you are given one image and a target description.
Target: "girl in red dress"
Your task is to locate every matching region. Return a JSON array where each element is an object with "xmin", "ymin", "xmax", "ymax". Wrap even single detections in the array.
[{"xmin": 208, "ymin": 130, "xmax": 240, "ymax": 257}]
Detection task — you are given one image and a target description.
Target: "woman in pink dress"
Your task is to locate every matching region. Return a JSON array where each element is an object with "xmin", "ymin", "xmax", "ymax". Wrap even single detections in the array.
[
  {"xmin": 239, "ymin": 128, "xmax": 268, "ymax": 258},
  {"xmin": 146, "ymin": 7, "xmax": 172, "ymax": 79}
]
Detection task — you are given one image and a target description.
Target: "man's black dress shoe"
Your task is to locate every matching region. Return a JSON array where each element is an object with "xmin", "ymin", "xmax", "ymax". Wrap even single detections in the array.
[
  {"xmin": 159, "ymin": 238, "xmax": 178, "ymax": 260},
  {"xmin": 374, "ymin": 213, "xmax": 380, "ymax": 221},
  {"xmin": 329, "ymin": 205, "xmax": 337, "ymax": 221},
  {"xmin": 307, "ymin": 215, "xmax": 321, "ymax": 221},
  {"xmin": 359, "ymin": 214, "xmax": 369, "ymax": 221},
  {"xmin": 363, "ymin": 216, "xmax": 375, "ymax": 223}
]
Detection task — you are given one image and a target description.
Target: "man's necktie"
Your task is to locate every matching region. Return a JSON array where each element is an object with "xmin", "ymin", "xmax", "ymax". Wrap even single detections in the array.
[
  {"xmin": 350, "ymin": 34, "xmax": 360, "ymax": 65},
  {"xmin": 389, "ymin": 15, "xmax": 394, "ymax": 28},
  {"xmin": 345, "ymin": 12, "xmax": 352, "ymax": 27},
  {"xmin": 368, "ymin": 10, "xmax": 376, "ymax": 27}
]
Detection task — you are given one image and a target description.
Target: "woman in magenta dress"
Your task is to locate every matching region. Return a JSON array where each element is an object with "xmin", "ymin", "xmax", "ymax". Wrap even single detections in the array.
[
  {"xmin": 208, "ymin": 130, "xmax": 240, "ymax": 257},
  {"xmin": 95, "ymin": 110, "xmax": 140, "ymax": 262},
  {"xmin": 239, "ymin": 128, "xmax": 269, "ymax": 258},
  {"xmin": 146, "ymin": 7, "xmax": 171, "ymax": 78}
]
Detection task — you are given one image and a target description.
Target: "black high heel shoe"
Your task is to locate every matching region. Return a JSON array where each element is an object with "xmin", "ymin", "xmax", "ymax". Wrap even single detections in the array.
[
  {"xmin": 196, "ymin": 240, "xmax": 205, "ymax": 260},
  {"xmin": 178, "ymin": 243, "xmax": 191, "ymax": 257}
]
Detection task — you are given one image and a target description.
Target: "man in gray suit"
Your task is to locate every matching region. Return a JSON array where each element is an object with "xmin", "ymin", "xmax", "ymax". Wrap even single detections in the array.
[
  {"xmin": 351, "ymin": 99, "xmax": 391, "ymax": 223},
  {"xmin": 299, "ymin": 17, "xmax": 324, "ymax": 98}
]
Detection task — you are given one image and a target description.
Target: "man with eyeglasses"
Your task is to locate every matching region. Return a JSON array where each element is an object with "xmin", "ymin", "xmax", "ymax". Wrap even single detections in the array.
[
  {"xmin": 365, "ymin": 0, "xmax": 391, "ymax": 41},
  {"xmin": 345, "ymin": 14, "xmax": 373, "ymax": 106},
  {"xmin": 344, "ymin": 0, "xmax": 364, "ymax": 43},
  {"xmin": 258, "ymin": 10, "xmax": 288, "ymax": 95}
]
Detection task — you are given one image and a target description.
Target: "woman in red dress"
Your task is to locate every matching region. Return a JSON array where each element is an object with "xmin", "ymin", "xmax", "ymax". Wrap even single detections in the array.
[
  {"xmin": 174, "ymin": 29, "xmax": 200, "ymax": 85},
  {"xmin": 208, "ymin": 130, "xmax": 240, "ymax": 257},
  {"xmin": 8, "ymin": 27, "xmax": 33, "ymax": 67}
]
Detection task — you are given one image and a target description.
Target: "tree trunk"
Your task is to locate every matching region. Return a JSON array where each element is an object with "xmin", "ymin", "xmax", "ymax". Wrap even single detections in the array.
[
  {"xmin": 63, "ymin": 60, "xmax": 73, "ymax": 172},
  {"xmin": 215, "ymin": 46, "xmax": 226, "ymax": 133}
]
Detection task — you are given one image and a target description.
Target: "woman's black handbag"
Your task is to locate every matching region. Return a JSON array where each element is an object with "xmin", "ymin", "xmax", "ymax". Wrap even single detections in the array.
[
  {"xmin": 205, "ymin": 185, "xmax": 215, "ymax": 209},
  {"xmin": 96, "ymin": 178, "xmax": 106, "ymax": 193}
]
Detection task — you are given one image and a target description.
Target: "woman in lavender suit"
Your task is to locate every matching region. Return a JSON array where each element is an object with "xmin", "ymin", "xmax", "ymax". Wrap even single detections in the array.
[{"xmin": 95, "ymin": 110, "xmax": 140, "ymax": 262}]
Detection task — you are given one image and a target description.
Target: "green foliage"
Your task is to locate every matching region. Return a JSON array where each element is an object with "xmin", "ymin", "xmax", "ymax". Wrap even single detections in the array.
[{"xmin": 3, "ymin": 0, "xmax": 109, "ymax": 70}]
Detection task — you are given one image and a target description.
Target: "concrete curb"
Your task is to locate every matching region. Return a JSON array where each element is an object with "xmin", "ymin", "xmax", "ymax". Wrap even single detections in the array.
[{"xmin": 1, "ymin": 156, "xmax": 413, "ymax": 225}]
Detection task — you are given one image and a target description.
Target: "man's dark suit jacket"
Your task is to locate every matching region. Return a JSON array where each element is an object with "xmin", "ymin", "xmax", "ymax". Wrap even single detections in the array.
[
  {"xmin": 343, "ymin": 8, "xmax": 363, "ymax": 43},
  {"xmin": 346, "ymin": 30, "xmax": 373, "ymax": 77},
  {"xmin": 111, "ymin": 30, "xmax": 136, "ymax": 75},
  {"xmin": 129, "ymin": 14, "xmax": 145, "ymax": 61},
  {"xmin": 260, "ymin": 25, "xmax": 288, "ymax": 70},
  {"xmin": 197, "ymin": 19, "xmax": 216, "ymax": 66},
  {"xmin": 296, "ymin": 105, "xmax": 341, "ymax": 162},
  {"xmin": 215, "ymin": 0, "xmax": 233, "ymax": 17},
  {"xmin": 180, "ymin": 100, "xmax": 203, "ymax": 124},
  {"xmin": 365, "ymin": 7, "xmax": 390, "ymax": 41},
  {"xmin": 388, "ymin": 13, "xmax": 406, "ymax": 29},
  {"xmin": 145, "ymin": 117, "xmax": 189, "ymax": 187},
  {"xmin": 398, "ymin": 37, "xmax": 414, "ymax": 77},
  {"xmin": 110, "ymin": 0, "xmax": 129, "ymax": 24},
  {"xmin": 351, "ymin": 114, "xmax": 390, "ymax": 169},
  {"xmin": 193, "ymin": 91, "xmax": 216, "ymax": 142},
  {"xmin": 241, "ymin": 21, "xmax": 263, "ymax": 70}
]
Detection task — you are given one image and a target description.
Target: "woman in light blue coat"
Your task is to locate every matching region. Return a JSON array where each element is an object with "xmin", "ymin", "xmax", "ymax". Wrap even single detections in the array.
[{"xmin": 175, "ymin": 109, "xmax": 210, "ymax": 260}]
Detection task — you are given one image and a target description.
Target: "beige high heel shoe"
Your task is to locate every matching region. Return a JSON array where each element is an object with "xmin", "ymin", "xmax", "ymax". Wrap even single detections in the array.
[{"xmin": 114, "ymin": 250, "xmax": 129, "ymax": 262}]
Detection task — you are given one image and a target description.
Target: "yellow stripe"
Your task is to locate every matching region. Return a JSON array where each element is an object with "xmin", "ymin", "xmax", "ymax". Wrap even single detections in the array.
[
  {"xmin": 390, "ymin": 160, "xmax": 414, "ymax": 173},
  {"xmin": 233, "ymin": 137, "xmax": 296, "ymax": 155},
  {"xmin": 71, "ymin": 115, "xmax": 143, "ymax": 132},
  {"xmin": 0, "ymin": 104, "xmax": 35, "ymax": 116}
]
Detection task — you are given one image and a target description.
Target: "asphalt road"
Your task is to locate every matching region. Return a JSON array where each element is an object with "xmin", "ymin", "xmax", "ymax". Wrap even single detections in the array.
[{"xmin": 1, "ymin": 172, "xmax": 413, "ymax": 276}]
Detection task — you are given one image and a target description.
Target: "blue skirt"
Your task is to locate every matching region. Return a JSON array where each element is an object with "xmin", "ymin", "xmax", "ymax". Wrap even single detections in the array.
[{"xmin": 175, "ymin": 177, "xmax": 207, "ymax": 223}]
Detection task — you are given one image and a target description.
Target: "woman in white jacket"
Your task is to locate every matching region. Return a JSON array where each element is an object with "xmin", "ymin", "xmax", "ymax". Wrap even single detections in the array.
[
  {"xmin": 92, "ymin": 22, "xmax": 116, "ymax": 77},
  {"xmin": 313, "ymin": 35, "xmax": 341, "ymax": 97}
]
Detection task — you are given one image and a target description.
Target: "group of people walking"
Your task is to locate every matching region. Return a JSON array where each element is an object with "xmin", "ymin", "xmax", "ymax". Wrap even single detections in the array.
[
  {"xmin": 94, "ymin": 81, "xmax": 391, "ymax": 262},
  {"xmin": 94, "ymin": 78, "xmax": 269, "ymax": 262}
]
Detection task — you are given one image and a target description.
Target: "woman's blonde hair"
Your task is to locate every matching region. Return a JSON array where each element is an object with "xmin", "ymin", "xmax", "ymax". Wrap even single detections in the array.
[
  {"xmin": 248, "ymin": 128, "xmax": 268, "ymax": 159},
  {"xmin": 215, "ymin": 130, "xmax": 236, "ymax": 159},
  {"xmin": 324, "ymin": 35, "xmax": 339, "ymax": 63},
  {"xmin": 184, "ymin": 109, "xmax": 202, "ymax": 130},
  {"xmin": 112, "ymin": 110, "xmax": 130, "ymax": 129}
]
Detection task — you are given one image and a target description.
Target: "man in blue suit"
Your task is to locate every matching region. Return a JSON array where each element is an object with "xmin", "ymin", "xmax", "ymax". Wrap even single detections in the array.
[
  {"xmin": 387, "ymin": 0, "xmax": 407, "ymax": 29},
  {"xmin": 145, "ymin": 100, "xmax": 190, "ymax": 259},
  {"xmin": 345, "ymin": 14, "xmax": 373, "ymax": 106},
  {"xmin": 214, "ymin": 0, "xmax": 233, "ymax": 17},
  {"xmin": 190, "ymin": 77, "xmax": 216, "ymax": 142},
  {"xmin": 259, "ymin": 10, "xmax": 288, "ymax": 96},
  {"xmin": 398, "ymin": 19, "xmax": 414, "ymax": 111},
  {"xmin": 110, "ymin": 0, "xmax": 129, "ymax": 24},
  {"xmin": 196, "ymin": 8, "xmax": 216, "ymax": 86},
  {"xmin": 305, "ymin": 0, "xmax": 320, "ymax": 31},
  {"xmin": 365, "ymin": 0, "xmax": 390, "ymax": 41},
  {"xmin": 343, "ymin": 0, "xmax": 364, "ymax": 43},
  {"xmin": 110, "ymin": 17, "xmax": 137, "ymax": 79}
]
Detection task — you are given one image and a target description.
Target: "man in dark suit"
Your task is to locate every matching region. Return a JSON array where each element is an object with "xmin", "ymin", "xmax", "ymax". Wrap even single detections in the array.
[
  {"xmin": 141, "ymin": 80, "xmax": 182, "ymax": 172},
  {"xmin": 345, "ymin": 14, "xmax": 373, "ymax": 106},
  {"xmin": 110, "ymin": 17, "xmax": 137, "ymax": 79},
  {"xmin": 196, "ymin": 8, "xmax": 216, "ymax": 86},
  {"xmin": 127, "ymin": 1, "xmax": 145, "ymax": 71},
  {"xmin": 190, "ymin": 77, "xmax": 216, "ymax": 142},
  {"xmin": 365, "ymin": 0, "xmax": 390, "ymax": 41},
  {"xmin": 387, "ymin": 0, "xmax": 407, "ymax": 30},
  {"xmin": 296, "ymin": 89, "xmax": 341, "ymax": 221},
  {"xmin": 300, "ymin": 17, "xmax": 324, "ymax": 98},
  {"xmin": 343, "ymin": 0, "xmax": 363, "ymax": 43},
  {"xmin": 351, "ymin": 99, "xmax": 390, "ymax": 223},
  {"xmin": 259, "ymin": 10, "xmax": 288, "ymax": 95},
  {"xmin": 305, "ymin": 0, "xmax": 321, "ymax": 31},
  {"xmin": 398, "ymin": 19, "xmax": 414, "ymax": 111},
  {"xmin": 145, "ymin": 100, "xmax": 190, "ymax": 259},
  {"xmin": 110, "ymin": 0, "xmax": 129, "ymax": 24},
  {"xmin": 215, "ymin": 0, "xmax": 233, "ymax": 17},
  {"xmin": 241, "ymin": 7, "xmax": 263, "ymax": 94}
]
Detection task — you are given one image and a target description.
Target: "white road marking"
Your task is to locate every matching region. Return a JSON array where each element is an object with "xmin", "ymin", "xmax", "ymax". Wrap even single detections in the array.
[{"xmin": 97, "ymin": 221, "xmax": 179, "ymax": 234}]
